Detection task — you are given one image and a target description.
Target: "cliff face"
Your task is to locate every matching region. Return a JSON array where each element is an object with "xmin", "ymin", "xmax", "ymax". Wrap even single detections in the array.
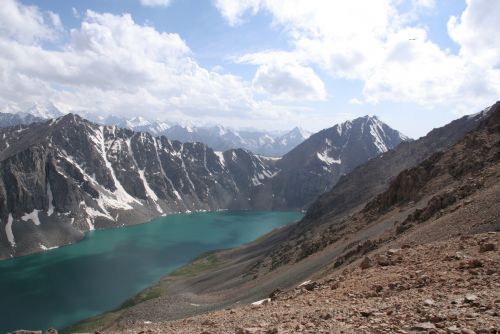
[{"xmin": 0, "ymin": 115, "xmax": 279, "ymax": 258}]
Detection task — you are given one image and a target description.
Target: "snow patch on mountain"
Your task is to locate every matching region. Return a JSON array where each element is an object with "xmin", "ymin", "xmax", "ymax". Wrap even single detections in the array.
[
  {"xmin": 21, "ymin": 210, "xmax": 41, "ymax": 226},
  {"xmin": 5, "ymin": 214, "xmax": 15, "ymax": 247},
  {"xmin": 317, "ymin": 150, "xmax": 341, "ymax": 165},
  {"xmin": 47, "ymin": 183, "xmax": 55, "ymax": 216}
]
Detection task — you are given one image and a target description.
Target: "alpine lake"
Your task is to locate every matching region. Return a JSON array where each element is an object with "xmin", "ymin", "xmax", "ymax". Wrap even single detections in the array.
[{"xmin": 0, "ymin": 211, "xmax": 303, "ymax": 332}]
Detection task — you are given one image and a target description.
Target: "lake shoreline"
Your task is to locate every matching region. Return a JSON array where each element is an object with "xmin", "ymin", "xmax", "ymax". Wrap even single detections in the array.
[{"xmin": 0, "ymin": 211, "xmax": 303, "ymax": 333}]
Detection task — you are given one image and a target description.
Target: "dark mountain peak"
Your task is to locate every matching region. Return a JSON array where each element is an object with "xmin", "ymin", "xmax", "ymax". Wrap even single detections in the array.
[{"xmin": 273, "ymin": 115, "xmax": 409, "ymax": 208}]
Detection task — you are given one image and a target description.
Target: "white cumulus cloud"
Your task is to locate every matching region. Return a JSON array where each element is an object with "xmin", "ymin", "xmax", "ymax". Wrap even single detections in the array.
[
  {"xmin": 215, "ymin": 0, "xmax": 500, "ymax": 113},
  {"xmin": 239, "ymin": 52, "xmax": 326, "ymax": 101},
  {"xmin": 0, "ymin": 2, "xmax": 297, "ymax": 126}
]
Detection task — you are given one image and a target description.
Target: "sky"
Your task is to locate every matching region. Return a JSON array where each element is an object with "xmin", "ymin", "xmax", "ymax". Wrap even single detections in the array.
[{"xmin": 0, "ymin": 0, "xmax": 499, "ymax": 138}]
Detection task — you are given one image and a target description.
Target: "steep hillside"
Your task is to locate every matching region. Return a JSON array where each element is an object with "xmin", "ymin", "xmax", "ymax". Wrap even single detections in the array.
[
  {"xmin": 106, "ymin": 233, "xmax": 500, "ymax": 334},
  {"xmin": 271, "ymin": 115, "xmax": 408, "ymax": 208}
]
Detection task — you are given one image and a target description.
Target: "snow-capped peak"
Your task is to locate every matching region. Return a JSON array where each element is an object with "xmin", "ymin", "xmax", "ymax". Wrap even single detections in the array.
[
  {"xmin": 126, "ymin": 116, "xmax": 151, "ymax": 128},
  {"xmin": 25, "ymin": 102, "xmax": 64, "ymax": 119},
  {"xmin": 288, "ymin": 127, "xmax": 312, "ymax": 139}
]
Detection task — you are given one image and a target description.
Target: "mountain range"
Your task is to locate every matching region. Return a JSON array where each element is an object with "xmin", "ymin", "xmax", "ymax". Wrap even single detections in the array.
[
  {"xmin": 0, "ymin": 105, "xmax": 311, "ymax": 157},
  {"xmin": 0, "ymin": 112, "xmax": 407, "ymax": 258},
  {"xmin": 91, "ymin": 115, "xmax": 313, "ymax": 157}
]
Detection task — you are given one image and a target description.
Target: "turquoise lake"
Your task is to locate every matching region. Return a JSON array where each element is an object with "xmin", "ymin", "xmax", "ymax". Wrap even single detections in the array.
[{"xmin": 0, "ymin": 211, "xmax": 303, "ymax": 333}]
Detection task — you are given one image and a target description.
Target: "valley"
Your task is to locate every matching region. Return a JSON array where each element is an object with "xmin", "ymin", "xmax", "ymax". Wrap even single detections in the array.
[
  {"xmin": 1, "ymin": 1, "xmax": 499, "ymax": 333},
  {"xmin": 0, "ymin": 103, "xmax": 497, "ymax": 333},
  {"xmin": 70, "ymin": 102, "xmax": 500, "ymax": 333}
]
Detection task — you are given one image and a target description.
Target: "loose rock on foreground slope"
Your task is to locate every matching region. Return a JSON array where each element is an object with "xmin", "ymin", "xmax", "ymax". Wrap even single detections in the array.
[{"xmin": 108, "ymin": 233, "xmax": 499, "ymax": 334}]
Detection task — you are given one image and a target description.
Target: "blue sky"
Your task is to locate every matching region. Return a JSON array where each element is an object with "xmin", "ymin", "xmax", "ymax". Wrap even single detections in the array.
[{"xmin": 0, "ymin": 0, "xmax": 498, "ymax": 138}]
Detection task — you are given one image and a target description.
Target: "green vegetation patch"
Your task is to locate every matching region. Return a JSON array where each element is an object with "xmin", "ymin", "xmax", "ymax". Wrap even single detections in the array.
[
  {"xmin": 170, "ymin": 252, "xmax": 221, "ymax": 277},
  {"xmin": 62, "ymin": 310, "xmax": 122, "ymax": 334},
  {"xmin": 119, "ymin": 285, "xmax": 165, "ymax": 309}
]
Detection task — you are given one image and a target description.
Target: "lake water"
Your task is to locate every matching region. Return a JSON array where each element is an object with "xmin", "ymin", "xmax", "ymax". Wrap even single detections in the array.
[{"xmin": 0, "ymin": 211, "xmax": 302, "ymax": 333}]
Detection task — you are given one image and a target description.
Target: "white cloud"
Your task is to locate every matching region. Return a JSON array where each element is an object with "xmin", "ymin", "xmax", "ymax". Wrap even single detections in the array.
[
  {"xmin": 213, "ymin": 0, "xmax": 261, "ymax": 26},
  {"xmin": 448, "ymin": 0, "xmax": 500, "ymax": 67},
  {"xmin": 238, "ymin": 51, "xmax": 326, "ymax": 101},
  {"xmin": 0, "ymin": 0, "xmax": 60, "ymax": 43},
  {"xmin": 139, "ymin": 0, "xmax": 173, "ymax": 8},
  {"xmin": 0, "ymin": 3, "xmax": 295, "ymax": 124},
  {"xmin": 216, "ymin": 0, "xmax": 500, "ymax": 112}
]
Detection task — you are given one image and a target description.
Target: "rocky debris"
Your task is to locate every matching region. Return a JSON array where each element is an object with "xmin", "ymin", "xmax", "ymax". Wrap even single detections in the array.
[
  {"xmin": 301, "ymin": 281, "xmax": 319, "ymax": 291},
  {"xmin": 102, "ymin": 233, "xmax": 500, "ymax": 334},
  {"xmin": 7, "ymin": 331, "xmax": 42, "ymax": 334},
  {"xmin": 268, "ymin": 289, "xmax": 282, "ymax": 300},
  {"xmin": 479, "ymin": 243, "xmax": 496, "ymax": 253}
]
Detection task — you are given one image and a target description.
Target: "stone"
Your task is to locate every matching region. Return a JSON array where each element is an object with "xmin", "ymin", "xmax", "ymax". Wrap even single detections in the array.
[
  {"xmin": 269, "ymin": 289, "xmax": 282, "ymax": 300},
  {"xmin": 411, "ymin": 322, "xmax": 437, "ymax": 331},
  {"xmin": 464, "ymin": 294, "xmax": 478, "ymax": 303},
  {"xmin": 360, "ymin": 257, "xmax": 373, "ymax": 269},
  {"xmin": 460, "ymin": 329, "xmax": 475, "ymax": 334},
  {"xmin": 479, "ymin": 243, "xmax": 496, "ymax": 253},
  {"xmin": 424, "ymin": 299, "xmax": 435, "ymax": 306},
  {"xmin": 201, "ymin": 320, "xmax": 216, "ymax": 327},
  {"xmin": 375, "ymin": 254, "xmax": 392, "ymax": 266},
  {"xmin": 319, "ymin": 313, "xmax": 332, "ymax": 320},
  {"xmin": 360, "ymin": 310, "xmax": 374, "ymax": 317},
  {"xmin": 302, "ymin": 281, "xmax": 319, "ymax": 291}
]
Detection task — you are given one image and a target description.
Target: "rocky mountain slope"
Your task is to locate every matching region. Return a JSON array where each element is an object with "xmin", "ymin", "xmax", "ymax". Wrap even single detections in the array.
[
  {"xmin": 271, "ymin": 115, "xmax": 408, "ymax": 208},
  {"xmin": 0, "ymin": 113, "xmax": 406, "ymax": 259},
  {"xmin": 74, "ymin": 102, "xmax": 499, "ymax": 333},
  {"xmin": 0, "ymin": 115, "xmax": 279, "ymax": 259},
  {"xmin": 106, "ymin": 233, "xmax": 499, "ymax": 334}
]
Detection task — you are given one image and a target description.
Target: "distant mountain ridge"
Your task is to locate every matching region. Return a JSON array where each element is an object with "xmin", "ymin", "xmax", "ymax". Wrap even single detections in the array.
[
  {"xmin": 1, "ymin": 105, "xmax": 311, "ymax": 156},
  {"xmin": 93, "ymin": 115, "xmax": 312, "ymax": 157},
  {"xmin": 0, "ymin": 112, "xmax": 45, "ymax": 128}
]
